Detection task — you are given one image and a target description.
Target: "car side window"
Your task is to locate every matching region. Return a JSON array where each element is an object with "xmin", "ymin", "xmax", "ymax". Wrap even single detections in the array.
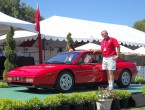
[
  {"xmin": 77, "ymin": 57, "xmax": 83, "ymax": 64},
  {"xmin": 84, "ymin": 53, "xmax": 102, "ymax": 64},
  {"xmin": 77, "ymin": 53, "xmax": 102, "ymax": 64},
  {"xmin": 77, "ymin": 54, "xmax": 90, "ymax": 64},
  {"xmin": 84, "ymin": 54, "xmax": 93, "ymax": 64}
]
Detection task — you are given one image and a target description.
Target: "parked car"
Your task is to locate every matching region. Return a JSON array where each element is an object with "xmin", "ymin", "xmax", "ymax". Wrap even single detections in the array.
[{"xmin": 6, "ymin": 50, "xmax": 138, "ymax": 92}]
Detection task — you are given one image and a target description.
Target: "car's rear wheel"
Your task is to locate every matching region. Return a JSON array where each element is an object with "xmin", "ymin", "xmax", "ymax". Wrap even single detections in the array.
[
  {"xmin": 55, "ymin": 70, "xmax": 74, "ymax": 93},
  {"xmin": 116, "ymin": 70, "xmax": 131, "ymax": 88}
]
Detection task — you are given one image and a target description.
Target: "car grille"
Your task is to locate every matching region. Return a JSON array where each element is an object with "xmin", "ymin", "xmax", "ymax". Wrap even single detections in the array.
[
  {"xmin": 10, "ymin": 82, "xmax": 33, "ymax": 86},
  {"xmin": 12, "ymin": 76, "xmax": 26, "ymax": 82}
]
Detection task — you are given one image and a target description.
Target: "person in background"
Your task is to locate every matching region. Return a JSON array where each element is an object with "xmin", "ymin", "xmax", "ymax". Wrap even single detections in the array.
[
  {"xmin": 14, "ymin": 48, "xmax": 23, "ymax": 57},
  {"xmin": 0, "ymin": 48, "xmax": 5, "ymax": 56},
  {"xmin": 64, "ymin": 43, "xmax": 75, "ymax": 62},
  {"xmin": 94, "ymin": 30, "xmax": 120, "ymax": 90},
  {"xmin": 68, "ymin": 43, "xmax": 75, "ymax": 52}
]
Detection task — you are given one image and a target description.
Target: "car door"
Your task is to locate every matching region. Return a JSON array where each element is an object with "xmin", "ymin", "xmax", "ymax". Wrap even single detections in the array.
[
  {"xmin": 92, "ymin": 53, "xmax": 108, "ymax": 82},
  {"xmin": 74, "ymin": 53, "xmax": 98, "ymax": 83}
]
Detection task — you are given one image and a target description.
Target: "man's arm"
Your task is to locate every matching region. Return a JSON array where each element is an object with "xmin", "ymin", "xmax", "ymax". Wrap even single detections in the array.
[
  {"xmin": 116, "ymin": 46, "xmax": 120, "ymax": 57},
  {"xmin": 93, "ymin": 49, "xmax": 102, "ymax": 53}
]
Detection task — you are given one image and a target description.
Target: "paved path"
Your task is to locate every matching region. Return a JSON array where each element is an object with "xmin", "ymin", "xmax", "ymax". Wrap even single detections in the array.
[{"xmin": 0, "ymin": 84, "xmax": 144, "ymax": 101}]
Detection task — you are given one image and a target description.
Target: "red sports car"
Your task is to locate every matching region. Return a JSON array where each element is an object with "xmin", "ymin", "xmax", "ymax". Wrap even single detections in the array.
[{"xmin": 6, "ymin": 51, "xmax": 138, "ymax": 92}]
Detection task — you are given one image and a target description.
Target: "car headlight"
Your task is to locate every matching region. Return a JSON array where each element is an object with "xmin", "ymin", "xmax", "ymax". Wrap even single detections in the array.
[
  {"xmin": 26, "ymin": 78, "xmax": 33, "ymax": 83},
  {"xmin": 7, "ymin": 77, "xmax": 12, "ymax": 81}
]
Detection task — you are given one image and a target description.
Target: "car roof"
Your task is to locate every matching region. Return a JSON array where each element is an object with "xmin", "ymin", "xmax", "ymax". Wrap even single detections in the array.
[{"xmin": 63, "ymin": 50, "xmax": 94, "ymax": 53}]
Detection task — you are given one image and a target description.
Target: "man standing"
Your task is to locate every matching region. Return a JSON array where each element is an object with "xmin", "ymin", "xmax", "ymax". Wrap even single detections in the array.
[{"xmin": 94, "ymin": 30, "xmax": 120, "ymax": 90}]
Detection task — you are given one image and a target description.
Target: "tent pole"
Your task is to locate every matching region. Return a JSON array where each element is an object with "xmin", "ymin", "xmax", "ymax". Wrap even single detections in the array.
[{"xmin": 38, "ymin": 32, "xmax": 43, "ymax": 64}]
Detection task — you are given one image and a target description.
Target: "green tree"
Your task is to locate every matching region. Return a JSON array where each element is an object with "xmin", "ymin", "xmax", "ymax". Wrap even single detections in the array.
[
  {"xmin": 0, "ymin": 0, "xmax": 44, "ymax": 23},
  {"xmin": 133, "ymin": 19, "xmax": 145, "ymax": 32},
  {"xmin": 3, "ymin": 26, "xmax": 18, "ymax": 81},
  {"xmin": 66, "ymin": 32, "xmax": 74, "ymax": 51}
]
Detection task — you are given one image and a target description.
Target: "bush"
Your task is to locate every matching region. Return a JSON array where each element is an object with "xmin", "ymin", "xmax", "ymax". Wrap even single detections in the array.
[
  {"xmin": 0, "ymin": 82, "xmax": 8, "ymax": 88},
  {"xmin": 43, "ymin": 96, "xmax": 61, "ymax": 108},
  {"xmin": 112, "ymin": 90, "xmax": 122, "ymax": 100},
  {"xmin": 56, "ymin": 93, "xmax": 71, "ymax": 105},
  {"xmin": 0, "ymin": 98, "xmax": 14, "ymax": 110},
  {"xmin": 141, "ymin": 86, "xmax": 145, "ymax": 95},
  {"xmin": 3, "ymin": 26, "xmax": 17, "ymax": 81},
  {"xmin": 83, "ymin": 91, "xmax": 98, "ymax": 103},
  {"xmin": 117, "ymin": 90, "xmax": 131, "ymax": 99},
  {"xmin": 25, "ymin": 97, "xmax": 42, "ymax": 109},
  {"xmin": 13, "ymin": 100, "xmax": 25, "ymax": 110},
  {"xmin": 133, "ymin": 77, "xmax": 145, "ymax": 83},
  {"xmin": 69, "ymin": 92, "xmax": 85, "ymax": 105}
]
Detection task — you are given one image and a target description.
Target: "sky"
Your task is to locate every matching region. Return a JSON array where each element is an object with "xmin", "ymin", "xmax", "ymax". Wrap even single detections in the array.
[{"xmin": 20, "ymin": 0, "xmax": 145, "ymax": 27}]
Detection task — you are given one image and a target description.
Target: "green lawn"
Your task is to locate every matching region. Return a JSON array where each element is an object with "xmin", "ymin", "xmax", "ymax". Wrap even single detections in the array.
[
  {"xmin": 121, "ymin": 107, "xmax": 145, "ymax": 110},
  {"xmin": 0, "ymin": 80, "xmax": 145, "ymax": 110}
]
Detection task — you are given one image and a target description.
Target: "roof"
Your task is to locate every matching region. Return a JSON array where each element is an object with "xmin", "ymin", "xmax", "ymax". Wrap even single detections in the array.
[
  {"xmin": 0, "ymin": 30, "xmax": 38, "ymax": 43},
  {"xmin": 0, "ymin": 12, "xmax": 37, "ymax": 36},
  {"xmin": 1, "ymin": 14, "xmax": 145, "ymax": 47},
  {"xmin": 40, "ymin": 16, "xmax": 145, "ymax": 46}
]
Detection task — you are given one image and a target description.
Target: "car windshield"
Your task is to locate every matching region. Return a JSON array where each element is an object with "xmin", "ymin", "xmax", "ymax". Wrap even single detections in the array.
[{"xmin": 46, "ymin": 52, "xmax": 81, "ymax": 64}]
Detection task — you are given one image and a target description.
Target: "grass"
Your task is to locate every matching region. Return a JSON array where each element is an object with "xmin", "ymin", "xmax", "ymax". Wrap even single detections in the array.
[
  {"xmin": 0, "ymin": 79, "xmax": 145, "ymax": 109},
  {"xmin": 121, "ymin": 107, "xmax": 145, "ymax": 110}
]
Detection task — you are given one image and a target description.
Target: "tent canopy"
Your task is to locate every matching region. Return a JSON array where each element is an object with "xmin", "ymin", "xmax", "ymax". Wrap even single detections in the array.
[
  {"xmin": 0, "ymin": 30, "xmax": 39, "ymax": 44},
  {"xmin": 75, "ymin": 42, "xmax": 134, "ymax": 54},
  {"xmin": 1, "ymin": 14, "xmax": 145, "ymax": 47},
  {"xmin": 75, "ymin": 43, "xmax": 101, "ymax": 50},
  {"xmin": 0, "ymin": 12, "xmax": 37, "ymax": 36},
  {"xmin": 119, "ymin": 45, "xmax": 135, "ymax": 54},
  {"xmin": 134, "ymin": 47, "xmax": 145, "ymax": 55},
  {"xmin": 40, "ymin": 16, "xmax": 145, "ymax": 46}
]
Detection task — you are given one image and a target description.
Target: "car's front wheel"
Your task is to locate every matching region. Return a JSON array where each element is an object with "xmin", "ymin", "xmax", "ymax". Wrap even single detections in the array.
[
  {"xmin": 116, "ymin": 70, "xmax": 131, "ymax": 88},
  {"xmin": 27, "ymin": 87, "xmax": 38, "ymax": 91},
  {"xmin": 55, "ymin": 70, "xmax": 74, "ymax": 93}
]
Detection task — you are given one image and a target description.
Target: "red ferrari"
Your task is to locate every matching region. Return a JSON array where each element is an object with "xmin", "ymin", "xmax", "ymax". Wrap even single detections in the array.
[{"xmin": 6, "ymin": 51, "xmax": 138, "ymax": 92}]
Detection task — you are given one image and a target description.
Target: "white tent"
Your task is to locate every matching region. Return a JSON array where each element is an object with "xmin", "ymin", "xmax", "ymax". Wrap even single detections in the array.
[
  {"xmin": 40, "ymin": 16, "xmax": 145, "ymax": 46},
  {"xmin": 75, "ymin": 43, "xmax": 101, "ymax": 50},
  {"xmin": 0, "ymin": 30, "xmax": 39, "ymax": 43},
  {"xmin": 119, "ymin": 45, "xmax": 135, "ymax": 54},
  {"xmin": 75, "ymin": 42, "xmax": 134, "ymax": 54},
  {"xmin": 1, "ymin": 15, "xmax": 145, "ymax": 48},
  {"xmin": 134, "ymin": 47, "xmax": 145, "ymax": 55},
  {"xmin": 0, "ymin": 12, "xmax": 37, "ymax": 36}
]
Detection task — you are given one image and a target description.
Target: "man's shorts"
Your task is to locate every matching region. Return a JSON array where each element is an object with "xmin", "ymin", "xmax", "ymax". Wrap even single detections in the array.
[{"xmin": 102, "ymin": 56, "xmax": 116, "ymax": 70}]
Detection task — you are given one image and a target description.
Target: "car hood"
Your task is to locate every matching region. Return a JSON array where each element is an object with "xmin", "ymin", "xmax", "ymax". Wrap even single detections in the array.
[{"xmin": 7, "ymin": 64, "xmax": 69, "ymax": 76}]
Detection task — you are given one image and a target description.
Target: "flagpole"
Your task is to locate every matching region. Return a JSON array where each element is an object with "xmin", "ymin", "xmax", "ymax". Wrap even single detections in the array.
[
  {"xmin": 38, "ymin": 32, "xmax": 43, "ymax": 64},
  {"xmin": 35, "ymin": 3, "xmax": 43, "ymax": 64}
]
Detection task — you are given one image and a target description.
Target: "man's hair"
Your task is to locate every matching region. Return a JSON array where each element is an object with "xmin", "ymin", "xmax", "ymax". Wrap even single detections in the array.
[{"xmin": 101, "ymin": 30, "xmax": 108, "ymax": 34}]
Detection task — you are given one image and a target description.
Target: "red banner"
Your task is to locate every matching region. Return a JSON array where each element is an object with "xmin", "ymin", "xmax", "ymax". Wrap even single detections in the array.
[
  {"xmin": 35, "ymin": 4, "xmax": 43, "ymax": 64},
  {"xmin": 35, "ymin": 5, "xmax": 40, "ymax": 32}
]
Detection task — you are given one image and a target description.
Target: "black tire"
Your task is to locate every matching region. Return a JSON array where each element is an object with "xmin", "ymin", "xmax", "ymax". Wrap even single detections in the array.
[
  {"xmin": 27, "ymin": 87, "xmax": 38, "ymax": 91},
  {"xmin": 116, "ymin": 70, "xmax": 131, "ymax": 88},
  {"xmin": 55, "ymin": 70, "xmax": 74, "ymax": 93}
]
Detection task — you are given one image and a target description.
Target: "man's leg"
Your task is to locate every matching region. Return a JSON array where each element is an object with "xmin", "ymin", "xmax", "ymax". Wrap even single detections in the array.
[{"xmin": 107, "ymin": 70, "xmax": 114, "ymax": 90}]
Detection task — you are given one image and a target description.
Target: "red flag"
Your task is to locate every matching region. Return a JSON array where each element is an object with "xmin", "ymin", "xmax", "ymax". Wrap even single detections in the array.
[
  {"xmin": 35, "ymin": 4, "xmax": 43, "ymax": 64},
  {"xmin": 35, "ymin": 4, "xmax": 40, "ymax": 32}
]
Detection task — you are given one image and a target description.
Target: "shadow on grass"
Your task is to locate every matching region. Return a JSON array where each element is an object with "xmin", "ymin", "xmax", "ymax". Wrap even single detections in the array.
[
  {"xmin": 14, "ymin": 86, "xmax": 100, "ymax": 95},
  {"xmin": 7, "ymin": 84, "xmax": 145, "ymax": 95}
]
